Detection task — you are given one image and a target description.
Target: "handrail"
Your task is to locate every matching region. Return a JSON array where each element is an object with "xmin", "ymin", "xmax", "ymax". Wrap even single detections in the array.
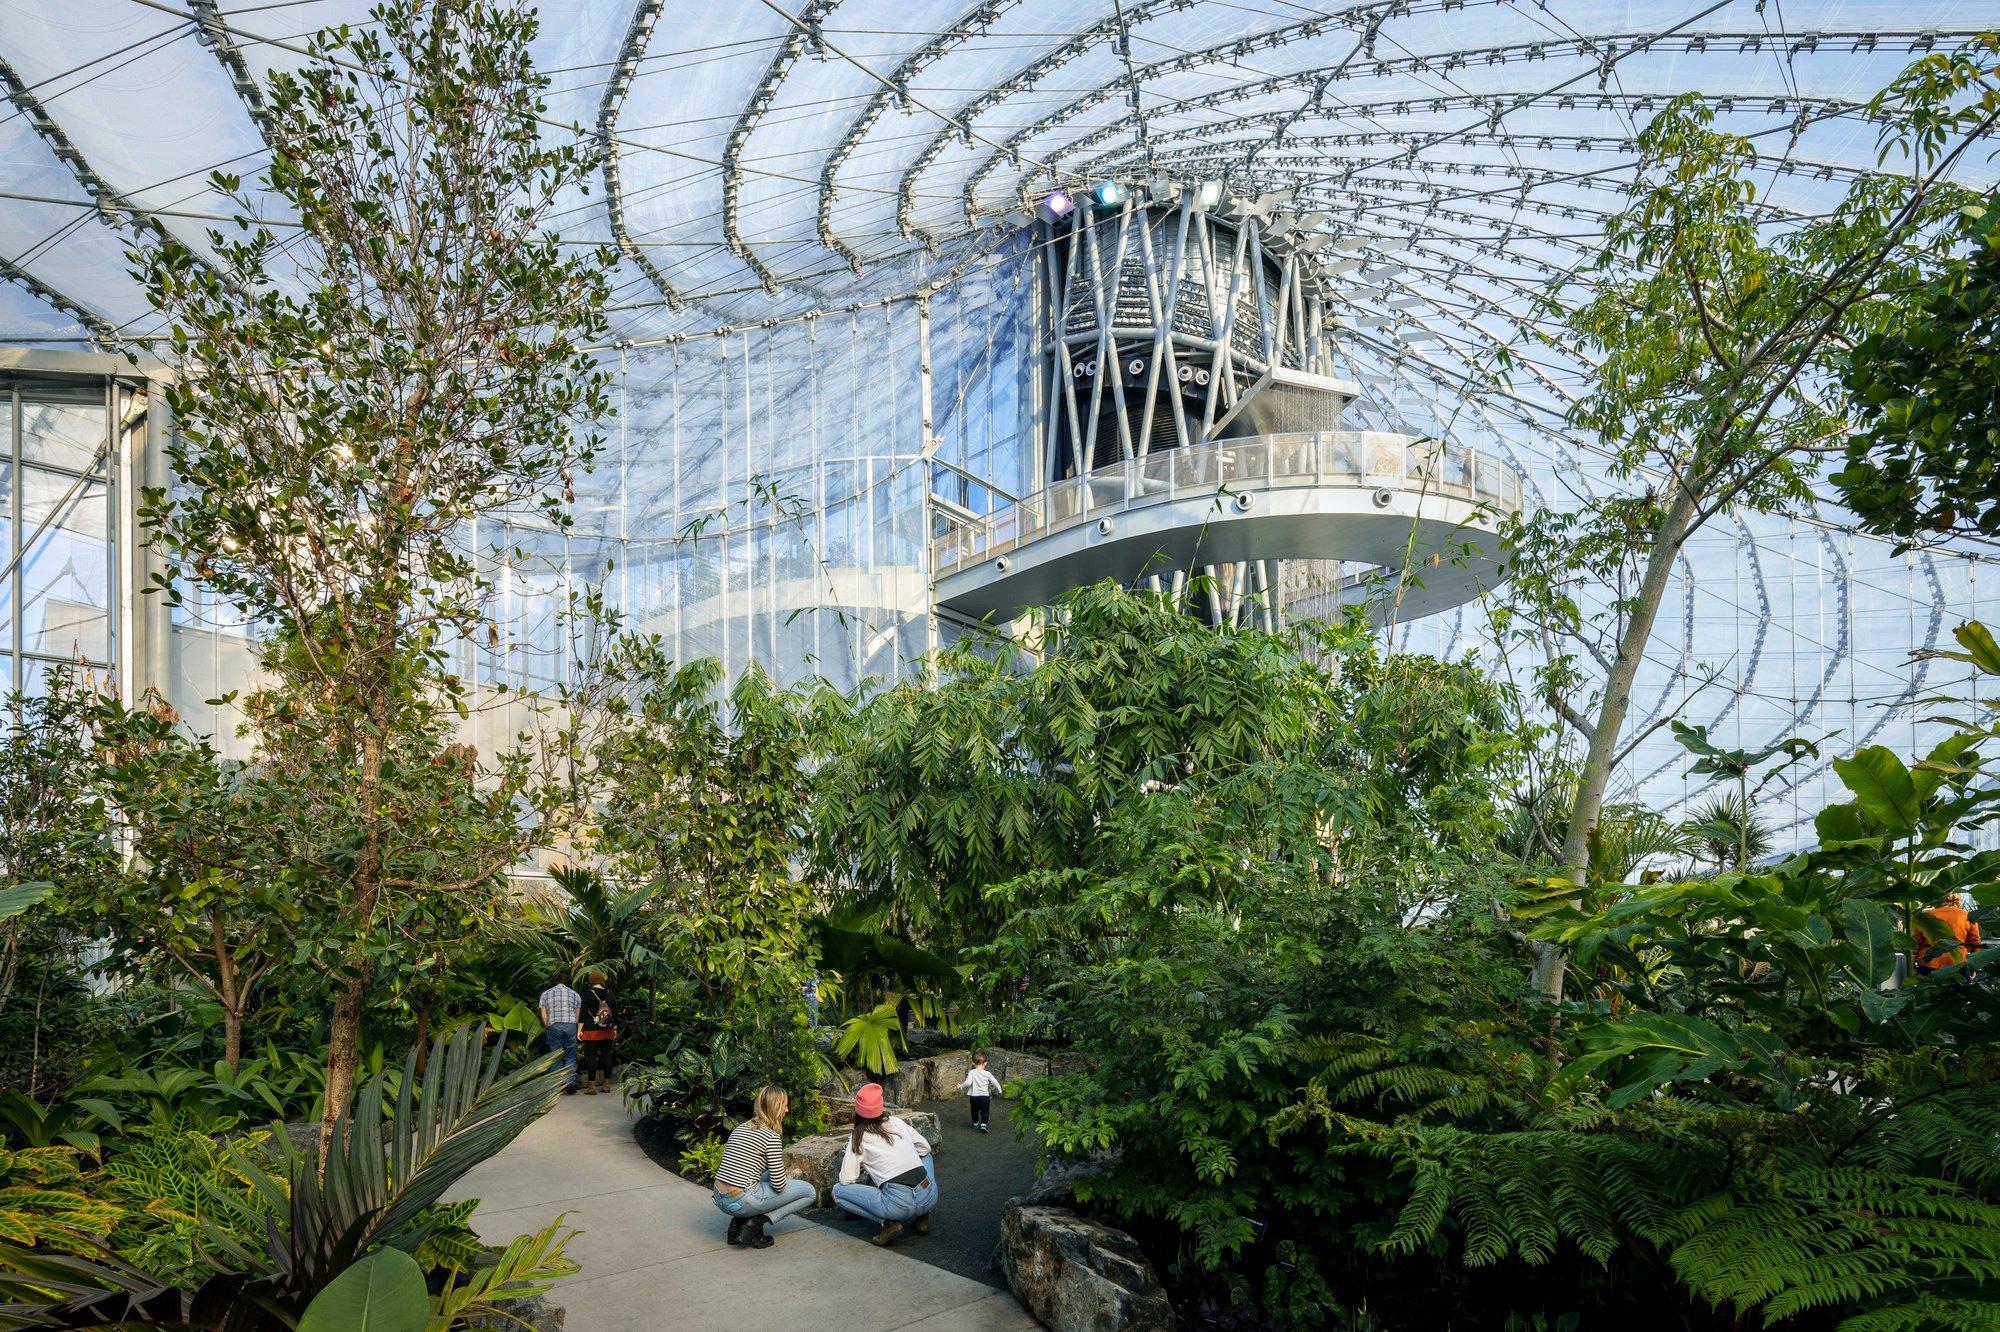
[{"xmin": 931, "ymin": 431, "xmax": 1525, "ymax": 577}]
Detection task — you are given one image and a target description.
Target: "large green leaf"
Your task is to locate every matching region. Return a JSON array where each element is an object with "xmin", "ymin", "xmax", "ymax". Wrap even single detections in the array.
[
  {"xmin": 1832, "ymin": 746, "xmax": 1920, "ymax": 833},
  {"xmin": 297, "ymin": 1247, "xmax": 427, "ymax": 1332},
  {"xmin": 1842, "ymin": 898, "xmax": 1899, "ymax": 988},
  {"xmin": 1954, "ymin": 620, "xmax": 2000, "ymax": 675},
  {"xmin": 0, "ymin": 881, "xmax": 54, "ymax": 924}
]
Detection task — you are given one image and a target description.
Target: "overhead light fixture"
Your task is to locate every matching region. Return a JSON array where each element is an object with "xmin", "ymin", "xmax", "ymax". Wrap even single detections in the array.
[
  {"xmin": 1094, "ymin": 180, "xmax": 1129, "ymax": 209},
  {"xmin": 1193, "ymin": 179, "xmax": 1225, "ymax": 211},
  {"xmin": 1037, "ymin": 189, "xmax": 1076, "ymax": 224}
]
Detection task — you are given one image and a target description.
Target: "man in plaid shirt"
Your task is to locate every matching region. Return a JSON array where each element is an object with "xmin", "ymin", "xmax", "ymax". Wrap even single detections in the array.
[{"xmin": 539, "ymin": 973, "xmax": 583, "ymax": 1092}]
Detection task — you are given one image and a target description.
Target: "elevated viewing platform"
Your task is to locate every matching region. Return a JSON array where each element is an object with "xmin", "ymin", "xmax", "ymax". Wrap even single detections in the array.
[{"xmin": 932, "ymin": 431, "xmax": 1525, "ymax": 625}]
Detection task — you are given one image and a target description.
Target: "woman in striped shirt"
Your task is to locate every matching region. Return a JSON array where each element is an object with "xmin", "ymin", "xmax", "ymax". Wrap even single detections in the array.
[{"xmin": 711, "ymin": 1086, "xmax": 815, "ymax": 1249}]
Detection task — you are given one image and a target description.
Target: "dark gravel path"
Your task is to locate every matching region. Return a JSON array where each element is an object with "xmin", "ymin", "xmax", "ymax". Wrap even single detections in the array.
[{"xmin": 807, "ymin": 1094, "xmax": 1041, "ymax": 1288}]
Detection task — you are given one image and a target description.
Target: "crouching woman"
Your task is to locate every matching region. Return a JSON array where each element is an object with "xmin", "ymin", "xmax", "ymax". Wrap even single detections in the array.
[
  {"xmin": 832, "ymin": 1082, "xmax": 936, "ymax": 1246},
  {"xmin": 712, "ymin": 1086, "xmax": 815, "ymax": 1249}
]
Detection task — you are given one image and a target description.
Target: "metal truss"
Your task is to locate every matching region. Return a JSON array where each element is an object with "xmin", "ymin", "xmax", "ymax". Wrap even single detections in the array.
[
  {"xmin": 891, "ymin": 0, "xmax": 1194, "ymax": 242},
  {"xmin": 189, "ymin": 0, "xmax": 273, "ymax": 139},
  {"xmin": 0, "ymin": 52, "xmax": 243, "ymax": 302},
  {"xmin": 818, "ymin": 0, "xmax": 1023, "ymax": 272},
  {"xmin": 0, "ymin": 254, "xmax": 116, "ymax": 344},
  {"xmin": 598, "ymin": 0, "xmax": 688, "ymax": 313},
  {"xmin": 722, "ymin": 0, "xmax": 842, "ymax": 295}
]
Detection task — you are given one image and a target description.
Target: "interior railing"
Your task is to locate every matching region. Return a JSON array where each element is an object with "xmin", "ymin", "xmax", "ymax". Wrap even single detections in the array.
[{"xmin": 932, "ymin": 430, "xmax": 1526, "ymax": 577}]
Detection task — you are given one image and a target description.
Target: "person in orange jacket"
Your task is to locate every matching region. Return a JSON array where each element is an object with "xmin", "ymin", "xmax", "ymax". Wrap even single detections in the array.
[{"xmin": 1918, "ymin": 899, "xmax": 1982, "ymax": 971}]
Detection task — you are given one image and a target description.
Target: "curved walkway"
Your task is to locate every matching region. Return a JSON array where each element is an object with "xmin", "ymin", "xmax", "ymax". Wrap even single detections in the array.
[{"xmin": 446, "ymin": 1091, "xmax": 1036, "ymax": 1332}]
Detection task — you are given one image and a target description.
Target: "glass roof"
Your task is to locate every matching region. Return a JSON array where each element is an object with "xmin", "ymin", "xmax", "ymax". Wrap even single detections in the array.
[{"xmin": 2, "ymin": 0, "xmax": 1997, "ymax": 847}]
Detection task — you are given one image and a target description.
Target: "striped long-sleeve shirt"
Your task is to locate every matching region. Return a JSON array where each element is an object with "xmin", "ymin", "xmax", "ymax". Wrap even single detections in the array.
[{"xmin": 714, "ymin": 1122, "xmax": 787, "ymax": 1191}]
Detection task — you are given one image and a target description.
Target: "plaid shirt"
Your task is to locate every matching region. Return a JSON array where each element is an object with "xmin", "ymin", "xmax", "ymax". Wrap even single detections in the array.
[{"xmin": 539, "ymin": 984, "xmax": 581, "ymax": 1025}]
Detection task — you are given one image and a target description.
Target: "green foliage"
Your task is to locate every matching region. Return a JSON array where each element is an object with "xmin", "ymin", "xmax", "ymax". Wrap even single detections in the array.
[
  {"xmin": 0, "ymin": 1147, "xmax": 121, "ymax": 1252},
  {"xmin": 834, "ymin": 1003, "xmax": 905, "ymax": 1075},
  {"xmin": 0, "ymin": 674, "xmax": 122, "ymax": 1101},
  {"xmin": 621, "ymin": 1023, "xmax": 825, "ymax": 1148},
  {"xmin": 0, "ymin": 1025, "xmax": 569, "ymax": 1328},
  {"xmin": 590, "ymin": 647, "xmax": 820, "ymax": 1029},
  {"xmin": 133, "ymin": 0, "xmax": 615, "ymax": 1134},
  {"xmin": 1836, "ymin": 105, "xmax": 2000, "ymax": 548},
  {"xmin": 297, "ymin": 1245, "xmax": 428, "ymax": 1332},
  {"xmin": 676, "ymin": 1136, "xmax": 724, "ymax": 1183},
  {"xmin": 424, "ymin": 1218, "xmax": 576, "ymax": 1331}
]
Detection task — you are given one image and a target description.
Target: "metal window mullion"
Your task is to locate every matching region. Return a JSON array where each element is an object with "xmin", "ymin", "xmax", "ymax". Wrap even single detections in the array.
[{"xmin": 10, "ymin": 387, "xmax": 20, "ymax": 692}]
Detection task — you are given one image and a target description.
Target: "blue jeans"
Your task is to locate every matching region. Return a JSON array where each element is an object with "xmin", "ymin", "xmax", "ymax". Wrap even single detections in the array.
[
  {"xmin": 833, "ymin": 1154, "xmax": 936, "ymax": 1225},
  {"xmin": 545, "ymin": 1022, "xmax": 578, "ymax": 1086},
  {"xmin": 712, "ymin": 1170, "xmax": 816, "ymax": 1225}
]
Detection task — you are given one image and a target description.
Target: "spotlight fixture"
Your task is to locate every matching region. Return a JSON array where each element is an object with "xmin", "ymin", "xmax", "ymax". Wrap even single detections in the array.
[
  {"xmin": 1037, "ymin": 189, "xmax": 1076, "ymax": 223},
  {"xmin": 1193, "ymin": 179, "xmax": 1225, "ymax": 211},
  {"xmin": 1094, "ymin": 180, "xmax": 1129, "ymax": 208}
]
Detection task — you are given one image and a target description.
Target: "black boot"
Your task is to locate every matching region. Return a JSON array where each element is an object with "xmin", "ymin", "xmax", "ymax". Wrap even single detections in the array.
[
  {"xmin": 911, "ymin": 1214, "xmax": 931, "ymax": 1235},
  {"xmin": 744, "ymin": 1216, "xmax": 774, "ymax": 1249},
  {"xmin": 726, "ymin": 1217, "xmax": 746, "ymax": 1246}
]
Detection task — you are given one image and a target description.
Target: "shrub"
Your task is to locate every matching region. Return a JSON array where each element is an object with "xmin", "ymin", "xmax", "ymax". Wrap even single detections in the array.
[{"xmin": 676, "ymin": 1136, "xmax": 723, "ymax": 1183}]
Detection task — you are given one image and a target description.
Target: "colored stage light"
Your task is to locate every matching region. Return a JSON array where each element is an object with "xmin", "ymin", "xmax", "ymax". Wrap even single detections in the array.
[
  {"xmin": 1094, "ymin": 180, "xmax": 1129, "ymax": 208},
  {"xmin": 1037, "ymin": 189, "xmax": 1076, "ymax": 223}
]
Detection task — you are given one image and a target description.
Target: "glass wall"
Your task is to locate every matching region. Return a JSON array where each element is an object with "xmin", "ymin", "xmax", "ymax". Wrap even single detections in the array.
[{"xmin": 0, "ymin": 375, "xmax": 124, "ymax": 695}]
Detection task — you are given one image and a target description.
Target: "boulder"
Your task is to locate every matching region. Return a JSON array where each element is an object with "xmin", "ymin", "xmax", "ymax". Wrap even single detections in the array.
[
  {"xmin": 783, "ymin": 1133, "xmax": 851, "ymax": 1207},
  {"xmin": 1000, "ymin": 1202, "xmax": 1176, "ymax": 1332},
  {"xmin": 1049, "ymin": 1052, "xmax": 1095, "ymax": 1077},
  {"xmin": 928, "ymin": 1051, "xmax": 974, "ymax": 1101},
  {"xmin": 903, "ymin": 1110, "xmax": 942, "ymax": 1147},
  {"xmin": 785, "ymin": 1117, "xmax": 943, "ymax": 1207},
  {"xmin": 1003, "ymin": 1052, "xmax": 1050, "ymax": 1086}
]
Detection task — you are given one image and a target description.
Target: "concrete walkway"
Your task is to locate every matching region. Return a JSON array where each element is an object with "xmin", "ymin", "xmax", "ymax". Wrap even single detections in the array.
[{"xmin": 446, "ymin": 1091, "xmax": 1037, "ymax": 1332}]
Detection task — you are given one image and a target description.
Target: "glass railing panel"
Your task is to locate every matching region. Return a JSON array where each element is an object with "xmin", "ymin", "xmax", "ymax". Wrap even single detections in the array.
[
  {"xmin": 1220, "ymin": 438, "xmax": 1269, "ymax": 484},
  {"xmin": 1177, "ymin": 445, "xmax": 1220, "ymax": 489},
  {"xmin": 1320, "ymin": 432, "xmax": 1365, "ymax": 479},
  {"xmin": 1269, "ymin": 432, "xmax": 1315, "ymax": 479},
  {"xmin": 1138, "ymin": 450, "xmax": 1176, "ymax": 496},
  {"xmin": 1442, "ymin": 446, "xmax": 1474, "ymax": 497},
  {"xmin": 1366, "ymin": 437, "xmax": 1409, "ymax": 481}
]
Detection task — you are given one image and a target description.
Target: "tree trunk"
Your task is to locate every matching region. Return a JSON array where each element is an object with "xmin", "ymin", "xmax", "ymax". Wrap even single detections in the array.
[
  {"xmin": 413, "ymin": 989, "xmax": 434, "ymax": 1074},
  {"xmin": 1543, "ymin": 477, "xmax": 1701, "ymax": 1001},
  {"xmin": 212, "ymin": 910, "xmax": 243, "ymax": 1072},
  {"xmin": 320, "ymin": 720, "xmax": 387, "ymax": 1153}
]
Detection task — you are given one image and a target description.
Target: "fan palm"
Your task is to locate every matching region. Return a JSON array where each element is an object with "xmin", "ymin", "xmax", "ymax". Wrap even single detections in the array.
[{"xmin": 1683, "ymin": 792, "xmax": 1774, "ymax": 869}]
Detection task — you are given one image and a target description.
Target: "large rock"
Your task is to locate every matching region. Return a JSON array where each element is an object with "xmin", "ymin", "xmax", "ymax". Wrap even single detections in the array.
[
  {"xmin": 784, "ymin": 1133, "xmax": 851, "ymax": 1206},
  {"xmin": 824, "ymin": 1097, "xmax": 940, "ymax": 1146},
  {"xmin": 928, "ymin": 1051, "xmax": 974, "ymax": 1101},
  {"xmin": 1000, "ymin": 1202, "xmax": 1176, "ymax": 1332},
  {"xmin": 1001, "ymin": 1052, "xmax": 1050, "ymax": 1086},
  {"xmin": 784, "ymin": 1117, "xmax": 943, "ymax": 1207}
]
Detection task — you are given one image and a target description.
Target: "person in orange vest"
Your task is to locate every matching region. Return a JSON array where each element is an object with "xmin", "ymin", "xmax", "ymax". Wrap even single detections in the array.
[{"xmin": 1918, "ymin": 899, "xmax": 1982, "ymax": 971}]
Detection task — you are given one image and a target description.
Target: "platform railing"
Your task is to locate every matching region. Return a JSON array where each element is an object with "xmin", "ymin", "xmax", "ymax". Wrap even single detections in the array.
[{"xmin": 932, "ymin": 431, "xmax": 1526, "ymax": 577}]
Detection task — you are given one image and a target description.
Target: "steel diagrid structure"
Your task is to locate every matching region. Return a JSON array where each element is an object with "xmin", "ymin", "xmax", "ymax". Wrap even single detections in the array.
[{"xmin": 0, "ymin": 0, "xmax": 1995, "ymax": 845}]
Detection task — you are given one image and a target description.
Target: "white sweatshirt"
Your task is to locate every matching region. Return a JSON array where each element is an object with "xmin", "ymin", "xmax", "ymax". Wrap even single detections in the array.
[
  {"xmin": 837, "ymin": 1116, "xmax": 931, "ymax": 1186},
  {"xmin": 959, "ymin": 1068, "xmax": 1004, "ymax": 1098}
]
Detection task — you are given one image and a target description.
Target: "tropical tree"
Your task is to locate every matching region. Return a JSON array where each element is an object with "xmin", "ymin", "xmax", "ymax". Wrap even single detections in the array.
[
  {"xmin": 588, "ymin": 645, "xmax": 819, "ymax": 1028},
  {"xmin": 1498, "ymin": 43, "xmax": 2000, "ymax": 997},
  {"xmin": 0, "ymin": 673, "xmax": 120, "ymax": 1098},
  {"xmin": 1835, "ymin": 191, "xmax": 2000, "ymax": 549},
  {"xmin": 71, "ymin": 695, "xmax": 297, "ymax": 1072},
  {"xmin": 135, "ymin": 0, "xmax": 615, "ymax": 1143}
]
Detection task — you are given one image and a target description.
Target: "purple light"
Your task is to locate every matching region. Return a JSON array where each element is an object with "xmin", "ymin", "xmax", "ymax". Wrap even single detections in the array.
[{"xmin": 1040, "ymin": 189, "xmax": 1075, "ymax": 220}]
